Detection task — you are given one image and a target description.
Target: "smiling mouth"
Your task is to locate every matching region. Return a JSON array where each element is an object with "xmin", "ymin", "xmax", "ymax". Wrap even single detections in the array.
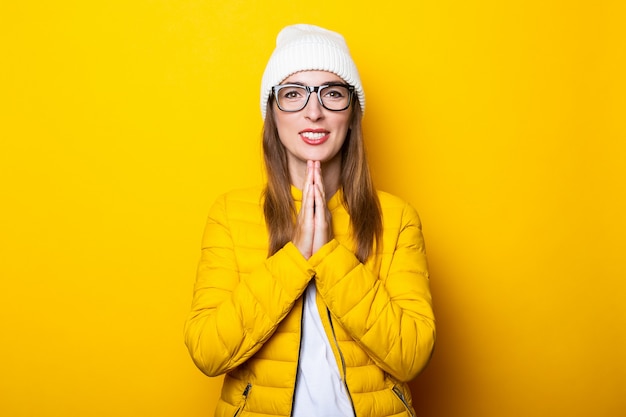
[{"xmin": 300, "ymin": 131, "xmax": 328, "ymax": 140}]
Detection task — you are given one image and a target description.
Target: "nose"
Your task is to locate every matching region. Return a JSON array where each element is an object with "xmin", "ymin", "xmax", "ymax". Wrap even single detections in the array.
[{"xmin": 303, "ymin": 92, "xmax": 324, "ymax": 121}]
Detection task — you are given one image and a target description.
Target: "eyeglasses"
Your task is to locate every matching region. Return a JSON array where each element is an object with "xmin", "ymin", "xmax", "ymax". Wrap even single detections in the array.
[{"xmin": 272, "ymin": 83, "xmax": 355, "ymax": 112}]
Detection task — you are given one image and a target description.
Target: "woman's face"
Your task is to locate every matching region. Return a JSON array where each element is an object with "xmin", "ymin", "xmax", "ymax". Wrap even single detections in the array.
[{"xmin": 273, "ymin": 70, "xmax": 352, "ymax": 172}]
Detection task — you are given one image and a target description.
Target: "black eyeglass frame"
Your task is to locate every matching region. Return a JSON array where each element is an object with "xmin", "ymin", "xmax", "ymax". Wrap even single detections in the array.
[{"xmin": 271, "ymin": 83, "xmax": 355, "ymax": 112}]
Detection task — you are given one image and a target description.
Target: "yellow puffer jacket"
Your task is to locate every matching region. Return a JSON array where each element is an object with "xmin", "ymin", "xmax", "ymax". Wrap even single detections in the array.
[{"xmin": 185, "ymin": 186, "xmax": 435, "ymax": 417}]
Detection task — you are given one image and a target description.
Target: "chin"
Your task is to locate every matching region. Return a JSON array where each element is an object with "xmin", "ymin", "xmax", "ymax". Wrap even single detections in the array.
[{"xmin": 301, "ymin": 153, "xmax": 333, "ymax": 163}]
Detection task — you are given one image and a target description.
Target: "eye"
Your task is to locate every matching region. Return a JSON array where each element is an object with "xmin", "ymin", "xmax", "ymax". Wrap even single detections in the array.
[
  {"xmin": 279, "ymin": 86, "xmax": 306, "ymax": 100},
  {"xmin": 322, "ymin": 85, "xmax": 349, "ymax": 100}
]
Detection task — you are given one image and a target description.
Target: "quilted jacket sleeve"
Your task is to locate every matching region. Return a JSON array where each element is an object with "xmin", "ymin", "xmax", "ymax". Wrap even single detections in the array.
[
  {"xmin": 184, "ymin": 193, "xmax": 314, "ymax": 377},
  {"xmin": 312, "ymin": 200, "xmax": 436, "ymax": 382}
]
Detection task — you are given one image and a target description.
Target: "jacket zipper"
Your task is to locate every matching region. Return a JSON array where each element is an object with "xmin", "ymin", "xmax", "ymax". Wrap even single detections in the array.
[
  {"xmin": 289, "ymin": 294, "xmax": 307, "ymax": 417},
  {"xmin": 233, "ymin": 382, "xmax": 251, "ymax": 417},
  {"xmin": 392, "ymin": 385, "xmax": 416, "ymax": 417},
  {"xmin": 326, "ymin": 308, "xmax": 357, "ymax": 417}
]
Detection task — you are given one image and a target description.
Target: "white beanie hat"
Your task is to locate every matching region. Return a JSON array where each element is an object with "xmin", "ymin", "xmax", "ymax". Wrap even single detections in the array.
[{"xmin": 260, "ymin": 24, "xmax": 365, "ymax": 120}]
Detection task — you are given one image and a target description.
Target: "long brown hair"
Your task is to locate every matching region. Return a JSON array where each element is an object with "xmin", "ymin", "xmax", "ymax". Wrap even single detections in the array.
[{"xmin": 262, "ymin": 98, "xmax": 383, "ymax": 263}]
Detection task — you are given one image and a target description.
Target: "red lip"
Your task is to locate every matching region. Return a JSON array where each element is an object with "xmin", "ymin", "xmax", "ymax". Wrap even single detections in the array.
[{"xmin": 299, "ymin": 129, "xmax": 330, "ymax": 145}]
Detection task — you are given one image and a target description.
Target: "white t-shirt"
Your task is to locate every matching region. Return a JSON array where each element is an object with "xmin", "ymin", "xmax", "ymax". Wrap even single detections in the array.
[{"xmin": 292, "ymin": 282, "xmax": 354, "ymax": 416}]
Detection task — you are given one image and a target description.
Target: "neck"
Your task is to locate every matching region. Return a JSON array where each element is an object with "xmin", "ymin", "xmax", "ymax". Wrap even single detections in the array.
[
  {"xmin": 320, "ymin": 158, "xmax": 341, "ymax": 197},
  {"xmin": 290, "ymin": 155, "xmax": 342, "ymax": 199}
]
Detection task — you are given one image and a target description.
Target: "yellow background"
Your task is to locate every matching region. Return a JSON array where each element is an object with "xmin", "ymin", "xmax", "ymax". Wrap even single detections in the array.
[{"xmin": 1, "ymin": 1, "xmax": 624, "ymax": 416}]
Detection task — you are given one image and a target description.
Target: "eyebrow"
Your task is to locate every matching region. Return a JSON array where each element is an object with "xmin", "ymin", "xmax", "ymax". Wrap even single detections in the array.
[{"xmin": 279, "ymin": 80, "xmax": 346, "ymax": 86}]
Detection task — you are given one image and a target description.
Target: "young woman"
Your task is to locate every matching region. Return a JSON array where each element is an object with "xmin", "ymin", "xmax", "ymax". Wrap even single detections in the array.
[{"xmin": 185, "ymin": 24, "xmax": 436, "ymax": 417}]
